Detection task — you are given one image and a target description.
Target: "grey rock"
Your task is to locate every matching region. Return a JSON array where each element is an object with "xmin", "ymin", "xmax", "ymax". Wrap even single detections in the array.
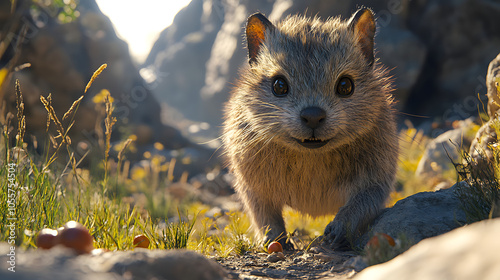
[
  {"xmin": 266, "ymin": 252, "xmax": 285, "ymax": 262},
  {"xmin": 107, "ymin": 249, "xmax": 228, "ymax": 280},
  {"xmin": 354, "ymin": 218, "xmax": 500, "ymax": 280},
  {"xmin": 415, "ymin": 118, "xmax": 473, "ymax": 178},
  {"xmin": 0, "ymin": 245, "xmax": 227, "ymax": 280},
  {"xmin": 0, "ymin": 245, "xmax": 120, "ymax": 280},
  {"xmin": 342, "ymin": 256, "xmax": 368, "ymax": 272},
  {"xmin": 470, "ymin": 119, "xmax": 497, "ymax": 165},
  {"xmin": 360, "ymin": 183, "xmax": 467, "ymax": 247}
]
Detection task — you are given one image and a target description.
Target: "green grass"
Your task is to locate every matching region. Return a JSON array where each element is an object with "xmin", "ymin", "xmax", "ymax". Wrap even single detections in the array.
[
  {"xmin": 0, "ymin": 63, "xmax": 348, "ymax": 256},
  {"xmin": 0, "ymin": 70, "xmax": 153, "ymax": 251},
  {"xmin": 0, "ymin": 67, "xmax": 263, "ymax": 256},
  {"xmin": 454, "ymin": 152, "xmax": 500, "ymax": 223}
]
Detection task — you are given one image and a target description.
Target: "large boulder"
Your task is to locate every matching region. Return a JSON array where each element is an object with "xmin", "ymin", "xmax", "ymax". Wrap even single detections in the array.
[
  {"xmin": 0, "ymin": 0, "xmax": 189, "ymax": 152},
  {"xmin": 0, "ymin": 244, "xmax": 228, "ymax": 280},
  {"xmin": 354, "ymin": 218, "xmax": 500, "ymax": 280},
  {"xmin": 360, "ymin": 182, "xmax": 467, "ymax": 247}
]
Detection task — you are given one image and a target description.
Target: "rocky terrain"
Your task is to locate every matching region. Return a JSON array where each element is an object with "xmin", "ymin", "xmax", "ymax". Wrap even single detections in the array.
[{"xmin": 1, "ymin": 183, "xmax": 498, "ymax": 280}]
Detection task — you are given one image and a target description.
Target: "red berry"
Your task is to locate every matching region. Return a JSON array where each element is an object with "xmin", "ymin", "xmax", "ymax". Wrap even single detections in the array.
[
  {"xmin": 367, "ymin": 233, "xmax": 396, "ymax": 249},
  {"xmin": 57, "ymin": 221, "xmax": 94, "ymax": 254},
  {"xmin": 36, "ymin": 229, "xmax": 58, "ymax": 249},
  {"xmin": 379, "ymin": 233, "xmax": 396, "ymax": 246},
  {"xmin": 367, "ymin": 235, "xmax": 380, "ymax": 248},
  {"xmin": 133, "ymin": 234, "xmax": 150, "ymax": 248},
  {"xmin": 267, "ymin": 241, "xmax": 283, "ymax": 254}
]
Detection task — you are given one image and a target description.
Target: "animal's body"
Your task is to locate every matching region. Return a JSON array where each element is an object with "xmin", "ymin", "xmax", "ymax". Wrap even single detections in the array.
[{"xmin": 222, "ymin": 8, "xmax": 398, "ymax": 249}]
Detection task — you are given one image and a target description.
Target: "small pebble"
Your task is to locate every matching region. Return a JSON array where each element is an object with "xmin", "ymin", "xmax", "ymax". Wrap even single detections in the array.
[
  {"xmin": 343, "ymin": 256, "xmax": 368, "ymax": 272},
  {"xmin": 267, "ymin": 252, "xmax": 285, "ymax": 262},
  {"xmin": 250, "ymin": 270, "xmax": 267, "ymax": 276},
  {"xmin": 313, "ymin": 252, "xmax": 343, "ymax": 262},
  {"xmin": 243, "ymin": 261, "xmax": 256, "ymax": 266},
  {"xmin": 91, "ymin": 248, "xmax": 109, "ymax": 256}
]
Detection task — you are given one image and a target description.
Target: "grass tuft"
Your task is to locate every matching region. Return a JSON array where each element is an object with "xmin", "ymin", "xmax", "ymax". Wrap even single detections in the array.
[
  {"xmin": 452, "ymin": 76, "xmax": 500, "ymax": 223},
  {"xmin": 453, "ymin": 151, "xmax": 500, "ymax": 223},
  {"xmin": 84, "ymin": 64, "xmax": 107, "ymax": 93},
  {"xmin": 14, "ymin": 79, "xmax": 24, "ymax": 147}
]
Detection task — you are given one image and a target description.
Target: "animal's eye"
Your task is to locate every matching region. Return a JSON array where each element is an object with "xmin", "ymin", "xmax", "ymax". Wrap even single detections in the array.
[
  {"xmin": 272, "ymin": 76, "xmax": 289, "ymax": 97},
  {"xmin": 335, "ymin": 76, "xmax": 354, "ymax": 97}
]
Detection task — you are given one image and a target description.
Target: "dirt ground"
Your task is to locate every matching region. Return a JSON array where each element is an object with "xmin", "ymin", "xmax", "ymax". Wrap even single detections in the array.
[{"xmin": 216, "ymin": 248, "xmax": 362, "ymax": 280}]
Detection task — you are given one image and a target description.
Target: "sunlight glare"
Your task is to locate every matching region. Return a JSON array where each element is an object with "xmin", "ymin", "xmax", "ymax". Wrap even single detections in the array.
[{"xmin": 96, "ymin": 0, "xmax": 192, "ymax": 64}]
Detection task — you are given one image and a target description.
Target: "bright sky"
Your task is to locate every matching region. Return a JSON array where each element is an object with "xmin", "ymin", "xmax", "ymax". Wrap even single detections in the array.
[{"xmin": 96, "ymin": 0, "xmax": 192, "ymax": 64}]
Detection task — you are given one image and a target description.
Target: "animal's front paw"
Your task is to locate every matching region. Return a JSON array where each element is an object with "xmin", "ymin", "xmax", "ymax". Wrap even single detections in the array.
[{"xmin": 324, "ymin": 220, "xmax": 351, "ymax": 251}]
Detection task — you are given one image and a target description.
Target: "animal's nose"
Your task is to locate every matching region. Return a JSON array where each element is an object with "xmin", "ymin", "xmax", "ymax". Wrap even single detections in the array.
[{"xmin": 300, "ymin": 107, "xmax": 326, "ymax": 129}]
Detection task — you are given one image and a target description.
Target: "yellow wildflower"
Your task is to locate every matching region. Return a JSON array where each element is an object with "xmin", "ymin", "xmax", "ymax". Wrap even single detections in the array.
[
  {"xmin": 0, "ymin": 68, "xmax": 8, "ymax": 88},
  {"xmin": 92, "ymin": 89, "xmax": 114, "ymax": 104}
]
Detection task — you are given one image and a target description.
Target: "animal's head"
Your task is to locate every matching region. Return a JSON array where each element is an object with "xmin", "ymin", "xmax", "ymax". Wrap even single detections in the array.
[{"xmin": 234, "ymin": 8, "xmax": 393, "ymax": 152}]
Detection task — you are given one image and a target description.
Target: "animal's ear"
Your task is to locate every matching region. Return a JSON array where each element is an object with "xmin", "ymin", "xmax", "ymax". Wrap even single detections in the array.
[
  {"xmin": 348, "ymin": 8, "xmax": 376, "ymax": 66},
  {"xmin": 246, "ymin": 13, "xmax": 274, "ymax": 65}
]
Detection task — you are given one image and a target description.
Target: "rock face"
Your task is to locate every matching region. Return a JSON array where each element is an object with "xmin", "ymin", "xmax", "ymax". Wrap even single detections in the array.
[
  {"xmin": 0, "ymin": 0, "xmax": 188, "ymax": 151},
  {"xmin": 0, "ymin": 245, "xmax": 228, "ymax": 280},
  {"xmin": 360, "ymin": 183, "xmax": 467, "ymax": 247},
  {"xmin": 404, "ymin": 0, "xmax": 500, "ymax": 120},
  {"xmin": 354, "ymin": 218, "xmax": 500, "ymax": 280},
  {"xmin": 485, "ymin": 52, "xmax": 500, "ymax": 117},
  {"xmin": 145, "ymin": 0, "xmax": 499, "ymax": 128},
  {"xmin": 470, "ymin": 52, "xmax": 500, "ymax": 164}
]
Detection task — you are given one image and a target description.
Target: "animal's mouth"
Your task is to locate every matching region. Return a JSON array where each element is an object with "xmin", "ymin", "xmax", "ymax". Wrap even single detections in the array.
[{"xmin": 295, "ymin": 137, "xmax": 329, "ymax": 149}]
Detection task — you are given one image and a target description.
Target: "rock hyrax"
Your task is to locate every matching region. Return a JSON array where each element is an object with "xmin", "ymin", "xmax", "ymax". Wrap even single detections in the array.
[{"xmin": 222, "ymin": 8, "xmax": 398, "ymax": 249}]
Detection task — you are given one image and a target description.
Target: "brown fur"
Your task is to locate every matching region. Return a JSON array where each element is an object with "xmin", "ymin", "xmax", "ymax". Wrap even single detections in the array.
[{"xmin": 222, "ymin": 9, "xmax": 398, "ymax": 249}]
